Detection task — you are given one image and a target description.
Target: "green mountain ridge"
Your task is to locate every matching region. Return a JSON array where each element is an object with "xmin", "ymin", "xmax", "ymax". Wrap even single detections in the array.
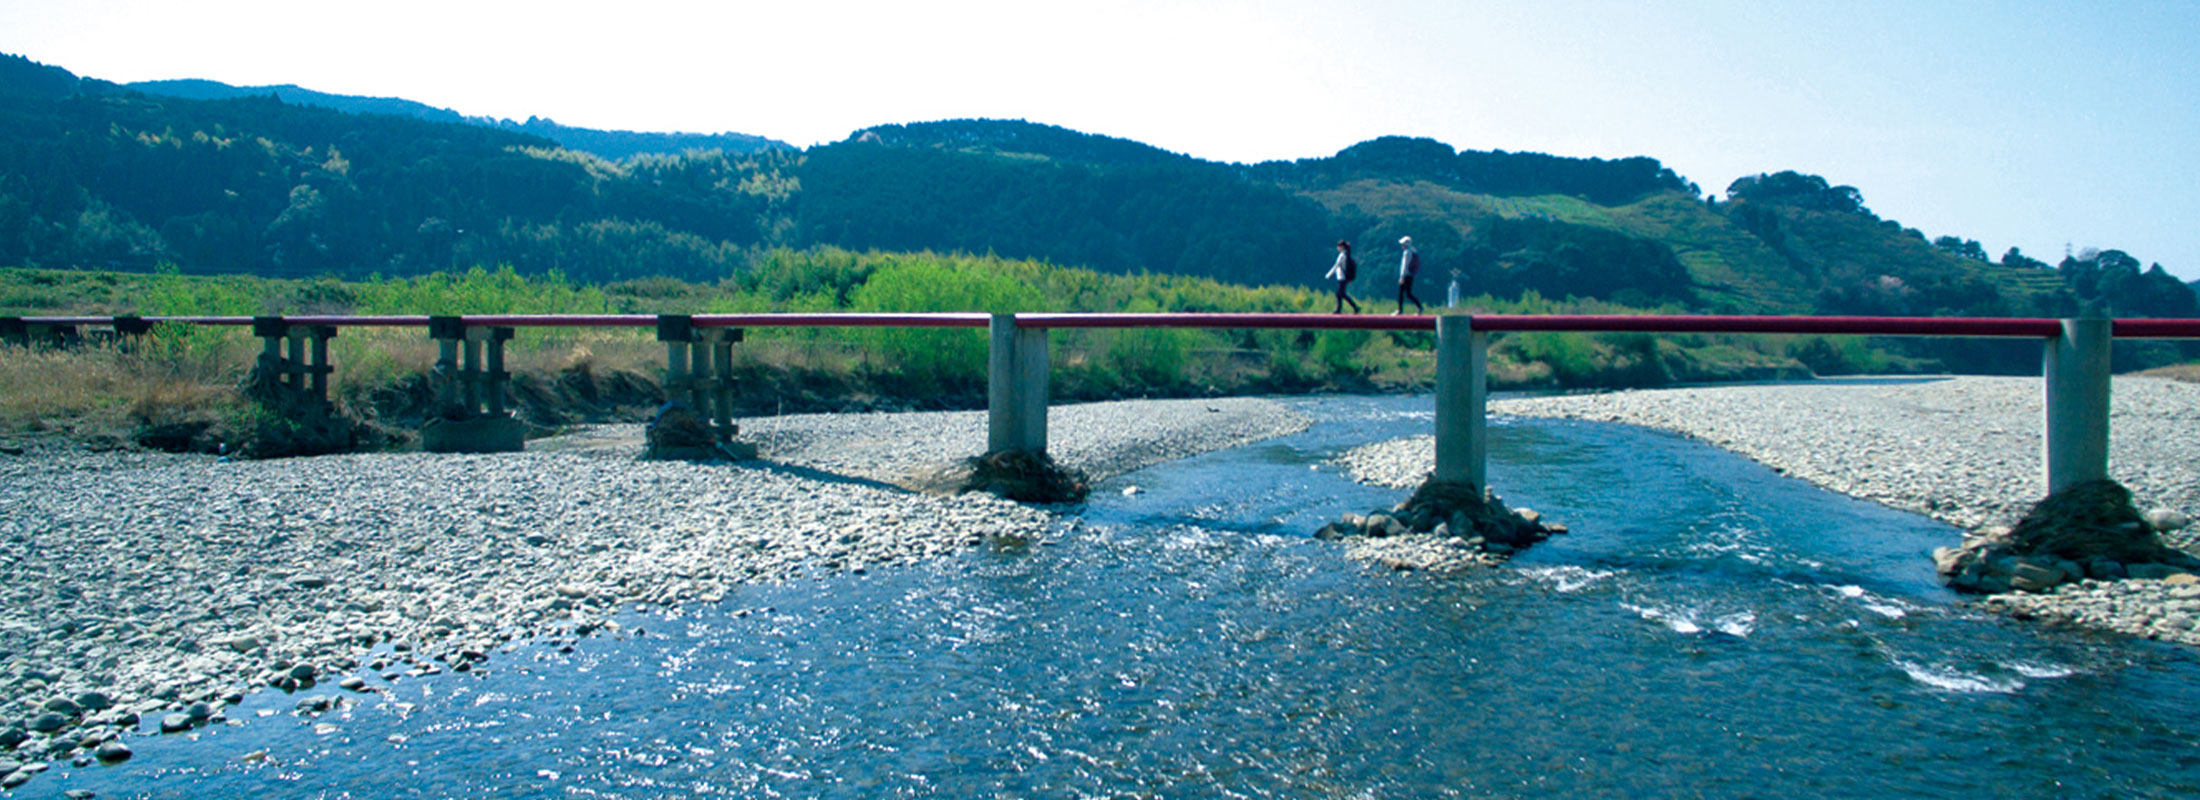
[
  {"xmin": 3, "ymin": 52, "xmax": 2194, "ymax": 373},
  {"xmin": 124, "ymin": 77, "xmax": 792, "ymax": 161}
]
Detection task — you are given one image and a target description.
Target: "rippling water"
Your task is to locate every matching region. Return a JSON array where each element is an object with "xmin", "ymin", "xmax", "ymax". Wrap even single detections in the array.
[{"xmin": 28, "ymin": 396, "xmax": 2200, "ymax": 798}]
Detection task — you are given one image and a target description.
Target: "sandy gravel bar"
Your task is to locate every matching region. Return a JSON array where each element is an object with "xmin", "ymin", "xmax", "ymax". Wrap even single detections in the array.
[
  {"xmin": 1335, "ymin": 376, "xmax": 2200, "ymax": 644},
  {"xmin": 0, "ymin": 396, "xmax": 1308, "ymax": 776}
]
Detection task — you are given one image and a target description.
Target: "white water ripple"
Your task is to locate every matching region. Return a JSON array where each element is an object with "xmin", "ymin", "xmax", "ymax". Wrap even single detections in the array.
[{"xmin": 1893, "ymin": 659, "xmax": 2025, "ymax": 693}]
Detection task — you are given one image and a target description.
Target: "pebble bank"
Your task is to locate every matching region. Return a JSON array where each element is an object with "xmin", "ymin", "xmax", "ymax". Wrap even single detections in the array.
[{"xmin": 0, "ymin": 397, "xmax": 1308, "ymax": 786}]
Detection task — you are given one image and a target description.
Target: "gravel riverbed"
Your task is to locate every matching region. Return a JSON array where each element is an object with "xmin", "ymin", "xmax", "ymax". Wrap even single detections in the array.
[
  {"xmin": 1335, "ymin": 376, "xmax": 2200, "ymax": 645},
  {"xmin": 0, "ymin": 397, "xmax": 1308, "ymax": 784}
]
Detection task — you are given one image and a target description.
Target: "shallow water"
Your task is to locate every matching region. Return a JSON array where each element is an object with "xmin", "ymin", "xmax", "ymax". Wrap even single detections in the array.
[{"xmin": 26, "ymin": 395, "xmax": 2200, "ymax": 798}]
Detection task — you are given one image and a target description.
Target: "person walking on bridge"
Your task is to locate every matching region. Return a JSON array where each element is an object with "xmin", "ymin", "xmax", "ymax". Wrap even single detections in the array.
[
  {"xmin": 1325, "ymin": 240, "xmax": 1362, "ymax": 314},
  {"xmin": 1395, "ymin": 236, "xmax": 1425, "ymax": 315}
]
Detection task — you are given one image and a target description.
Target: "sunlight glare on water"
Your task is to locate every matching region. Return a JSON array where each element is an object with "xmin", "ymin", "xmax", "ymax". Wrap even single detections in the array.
[{"xmin": 29, "ymin": 395, "xmax": 2200, "ymax": 799}]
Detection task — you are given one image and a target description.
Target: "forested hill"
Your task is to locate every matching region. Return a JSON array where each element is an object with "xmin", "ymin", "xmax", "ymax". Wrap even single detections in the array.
[
  {"xmin": 4, "ymin": 52, "xmax": 2195, "ymax": 339},
  {"xmin": 126, "ymin": 78, "xmax": 791, "ymax": 161}
]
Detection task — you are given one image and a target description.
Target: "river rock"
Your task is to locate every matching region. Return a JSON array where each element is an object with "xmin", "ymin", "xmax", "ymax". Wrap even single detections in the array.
[
  {"xmin": 72, "ymin": 692, "xmax": 111, "ymax": 712},
  {"xmin": 2146, "ymin": 508, "xmax": 2191, "ymax": 533},
  {"xmin": 2009, "ymin": 562, "xmax": 2065, "ymax": 592},
  {"xmin": 1, "ymin": 770, "xmax": 28, "ymax": 789},
  {"xmin": 41, "ymin": 698, "xmax": 80, "ymax": 716},
  {"xmin": 159, "ymin": 713, "xmax": 191, "ymax": 733},
  {"xmin": 2129, "ymin": 563, "xmax": 2182, "ymax": 581},
  {"xmin": 290, "ymin": 574, "xmax": 331, "ymax": 589},
  {"xmin": 288, "ymin": 663, "xmax": 318, "ymax": 681},
  {"xmin": 28, "ymin": 713, "xmax": 65, "ymax": 733},
  {"xmin": 94, "ymin": 739, "xmax": 130, "ymax": 762}
]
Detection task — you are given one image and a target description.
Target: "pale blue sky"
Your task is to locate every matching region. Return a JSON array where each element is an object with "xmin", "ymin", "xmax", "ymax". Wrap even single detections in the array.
[{"xmin": 4, "ymin": 0, "xmax": 2195, "ymax": 279}]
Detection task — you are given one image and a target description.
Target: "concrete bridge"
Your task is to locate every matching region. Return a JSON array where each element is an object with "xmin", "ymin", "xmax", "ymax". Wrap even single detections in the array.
[{"xmin": 7, "ymin": 311, "xmax": 2199, "ymax": 497}]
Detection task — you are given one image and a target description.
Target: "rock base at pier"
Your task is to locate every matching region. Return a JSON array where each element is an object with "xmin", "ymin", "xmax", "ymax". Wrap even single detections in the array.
[
  {"xmin": 948, "ymin": 450, "xmax": 1090, "ymax": 504},
  {"xmin": 237, "ymin": 364, "xmax": 370, "ymax": 458},
  {"xmin": 1316, "ymin": 478, "xmax": 1567, "ymax": 567},
  {"xmin": 643, "ymin": 403, "xmax": 757, "ymax": 461},
  {"xmin": 1937, "ymin": 479, "xmax": 2200, "ymax": 593}
]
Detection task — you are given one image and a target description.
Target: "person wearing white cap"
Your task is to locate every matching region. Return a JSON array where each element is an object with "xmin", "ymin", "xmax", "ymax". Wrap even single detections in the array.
[{"xmin": 1395, "ymin": 236, "xmax": 1425, "ymax": 315}]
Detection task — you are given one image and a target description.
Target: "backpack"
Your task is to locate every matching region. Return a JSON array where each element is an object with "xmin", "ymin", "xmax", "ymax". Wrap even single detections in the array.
[
  {"xmin": 1343, "ymin": 254, "xmax": 1358, "ymax": 283},
  {"xmin": 1404, "ymin": 250, "xmax": 1421, "ymax": 277}
]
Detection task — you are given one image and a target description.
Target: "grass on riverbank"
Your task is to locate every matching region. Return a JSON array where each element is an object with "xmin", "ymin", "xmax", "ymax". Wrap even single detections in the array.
[
  {"xmin": 1, "ymin": 250, "xmax": 1867, "ymax": 453},
  {"xmin": 2136, "ymin": 362, "xmax": 2200, "ymax": 383}
]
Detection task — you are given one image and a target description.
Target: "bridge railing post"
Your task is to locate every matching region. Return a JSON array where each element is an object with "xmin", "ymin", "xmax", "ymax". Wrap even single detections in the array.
[
  {"xmin": 480, "ymin": 326, "xmax": 513, "ymax": 416},
  {"xmin": 1434, "ymin": 314, "xmax": 1488, "ymax": 488},
  {"xmin": 305, "ymin": 326, "xmax": 336, "ymax": 400},
  {"xmin": 251, "ymin": 316, "xmax": 289, "ymax": 388},
  {"xmin": 429, "ymin": 316, "xmax": 465, "ymax": 415},
  {"xmin": 659, "ymin": 314, "xmax": 694, "ymax": 409},
  {"xmin": 703, "ymin": 327, "xmax": 744, "ymax": 442},
  {"xmin": 2043, "ymin": 314, "xmax": 2112, "ymax": 494},
  {"xmin": 111, "ymin": 316, "xmax": 152, "ymax": 352},
  {"xmin": 987, "ymin": 313, "xmax": 1049, "ymax": 454}
]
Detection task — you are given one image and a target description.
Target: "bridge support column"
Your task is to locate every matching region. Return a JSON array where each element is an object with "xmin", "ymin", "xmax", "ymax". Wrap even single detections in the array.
[
  {"xmin": 987, "ymin": 313, "xmax": 1049, "ymax": 455},
  {"xmin": 2043, "ymin": 315, "xmax": 2111, "ymax": 494},
  {"xmin": 702, "ymin": 327, "xmax": 744, "ymax": 442},
  {"xmin": 1433, "ymin": 315, "xmax": 1488, "ymax": 488},
  {"xmin": 421, "ymin": 317, "xmax": 524, "ymax": 453},
  {"xmin": 250, "ymin": 318, "xmax": 335, "ymax": 403},
  {"xmin": 110, "ymin": 315, "xmax": 153, "ymax": 352},
  {"xmin": 649, "ymin": 315, "xmax": 750, "ymax": 459}
]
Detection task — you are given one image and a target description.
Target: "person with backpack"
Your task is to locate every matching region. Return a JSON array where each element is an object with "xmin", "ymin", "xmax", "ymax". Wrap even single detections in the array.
[
  {"xmin": 1325, "ymin": 240, "xmax": 1362, "ymax": 314},
  {"xmin": 1395, "ymin": 235, "xmax": 1425, "ymax": 315}
]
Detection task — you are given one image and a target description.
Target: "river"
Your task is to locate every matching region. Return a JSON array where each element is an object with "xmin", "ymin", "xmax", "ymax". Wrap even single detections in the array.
[{"xmin": 23, "ymin": 395, "xmax": 2200, "ymax": 798}]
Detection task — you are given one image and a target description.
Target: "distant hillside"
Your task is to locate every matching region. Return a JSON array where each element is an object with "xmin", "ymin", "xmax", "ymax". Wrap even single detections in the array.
[
  {"xmin": 4, "ymin": 54, "xmax": 2195, "ymax": 375},
  {"xmin": 127, "ymin": 78, "xmax": 791, "ymax": 161}
]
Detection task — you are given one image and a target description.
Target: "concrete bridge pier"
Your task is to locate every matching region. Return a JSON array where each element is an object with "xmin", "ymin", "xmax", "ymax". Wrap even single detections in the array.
[
  {"xmin": 106, "ymin": 315, "xmax": 153, "ymax": 351},
  {"xmin": 987, "ymin": 313, "xmax": 1049, "ymax": 455},
  {"xmin": 1433, "ymin": 314, "xmax": 1489, "ymax": 489},
  {"xmin": 420, "ymin": 316, "xmax": 524, "ymax": 453},
  {"xmin": 249, "ymin": 317, "xmax": 336, "ymax": 403},
  {"xmin": 1, "ymin": 317, "xmax": 82, "ymax": 348},
  {"xmin": 651, "ymin": 315, "xmax": 749, "ymax": 458},
  {"xmin": 2043, "ymin": 314, "xmax": 2112, "ymax": 494}
]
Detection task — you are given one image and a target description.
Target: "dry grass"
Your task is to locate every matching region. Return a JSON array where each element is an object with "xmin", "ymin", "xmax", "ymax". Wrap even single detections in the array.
[
  {"xmin": 2135, "ymin": 363, "xmax": 2200, "ymax": 383},
  {"xmin": 0, "ymin": 342, "xmax": 248, "ymax": 443}
]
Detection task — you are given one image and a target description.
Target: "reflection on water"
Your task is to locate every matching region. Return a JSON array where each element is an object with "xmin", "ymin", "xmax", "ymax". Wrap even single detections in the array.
[{"xmin": 28, "ymin": 396, "xmax": 2200, "ymax": 798}]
